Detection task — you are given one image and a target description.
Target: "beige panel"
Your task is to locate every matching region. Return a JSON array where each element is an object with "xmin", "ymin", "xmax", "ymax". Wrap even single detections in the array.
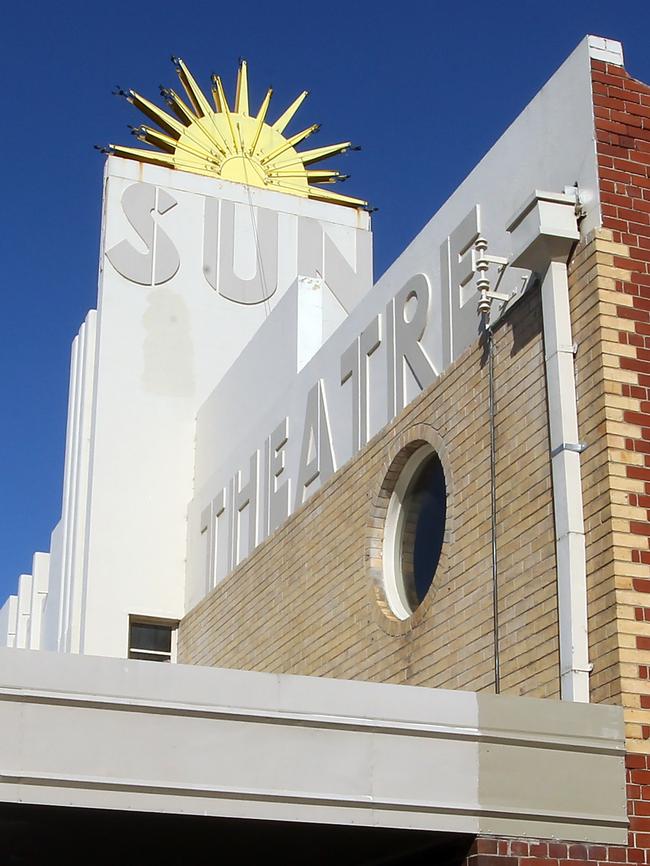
[{"xmin": 478, "ymin": 692, "xmax": 627, "ymax": 842}]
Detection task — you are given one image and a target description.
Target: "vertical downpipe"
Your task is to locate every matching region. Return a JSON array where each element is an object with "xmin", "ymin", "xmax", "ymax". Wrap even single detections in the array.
[
  {"xmin": 506, "ymin": 190, "xmax": 587, "ymax": 702},
  {"xmin": 541, "ymin": 260, "xmax": 591, "ymax": 702}
]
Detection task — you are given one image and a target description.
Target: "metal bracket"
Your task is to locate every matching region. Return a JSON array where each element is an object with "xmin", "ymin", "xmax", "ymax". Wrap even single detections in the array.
[
  {"xmin": 474, "ymin": 237, "xmax": 511, "ymax": 317},
  {"xmin": 480, "ymin": 253, "xmax": 509, "ymax": 267},
  {"xmin": 562, "ymin": 663, "xmax": 594, "ymax": 675},
  {"xmin": 554, "ymin": 344, "xmax": 577, "ymax": 356},
  {"xmin": 485, "ymin": 290, "xmax": 511, "ymax": 303},
  {"xmin": 550, "ymin": 442, "xmax": 588, "ymax": 458}
]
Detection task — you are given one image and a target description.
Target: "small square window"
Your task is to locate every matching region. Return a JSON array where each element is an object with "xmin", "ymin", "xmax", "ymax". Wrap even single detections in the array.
[{"xmin": 128, "ymin": 618, "xmax": 178, "ymax": 662}]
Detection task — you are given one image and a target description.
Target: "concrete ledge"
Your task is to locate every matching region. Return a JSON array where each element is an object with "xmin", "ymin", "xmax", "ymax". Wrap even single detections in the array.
[{"xmin": 0, "ymin": 649, "xmax": 627, "ymax": 842}]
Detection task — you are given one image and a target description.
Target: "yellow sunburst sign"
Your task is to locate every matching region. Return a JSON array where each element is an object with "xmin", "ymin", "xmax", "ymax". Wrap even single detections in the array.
[{"xmin": 108, "ymin": 57, "xmax": 366, "ymax": 209}]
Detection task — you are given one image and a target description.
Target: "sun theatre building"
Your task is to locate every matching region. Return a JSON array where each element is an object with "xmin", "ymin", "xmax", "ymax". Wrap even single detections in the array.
[{"xmin": 1, "ymin": 34, "xmax": 650, "ymax": 864}]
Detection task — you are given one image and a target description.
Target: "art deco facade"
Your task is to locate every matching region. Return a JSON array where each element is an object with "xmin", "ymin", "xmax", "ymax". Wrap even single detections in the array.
[{"xmin": 1, "ymin": 34, "xmax": 649, "ymax": 865}]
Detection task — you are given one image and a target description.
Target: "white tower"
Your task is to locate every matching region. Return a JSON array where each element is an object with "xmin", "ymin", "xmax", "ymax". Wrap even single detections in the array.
[{"xmin": 1, "ymin": 60, "xmax": 372, "ymax": 658}]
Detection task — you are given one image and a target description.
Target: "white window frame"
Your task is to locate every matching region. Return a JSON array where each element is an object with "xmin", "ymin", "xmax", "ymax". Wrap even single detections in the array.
[{"xmin": 382, "ymin": 444, "xmax": 437, "ymax": 621}]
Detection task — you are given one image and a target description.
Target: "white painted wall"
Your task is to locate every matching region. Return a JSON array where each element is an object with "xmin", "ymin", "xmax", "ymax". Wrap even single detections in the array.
[
  {"xmin": 26, "ymin": 553, "xmax": 49, "ymax": 650},
  {"xmin": 0, "ymin": 596, "xmax": 17, "ymax": 648}
]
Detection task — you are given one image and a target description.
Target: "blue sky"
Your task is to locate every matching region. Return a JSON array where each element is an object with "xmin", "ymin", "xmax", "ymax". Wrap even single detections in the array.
[{"xmin": 2, "ymin": 0, "xmax": 650, "ymax": 605}]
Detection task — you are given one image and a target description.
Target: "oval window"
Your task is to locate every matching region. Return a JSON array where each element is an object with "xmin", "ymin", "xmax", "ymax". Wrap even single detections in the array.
[{"xmin": 383, "ymin": 445, "xmax": 447, "ymax": 620}]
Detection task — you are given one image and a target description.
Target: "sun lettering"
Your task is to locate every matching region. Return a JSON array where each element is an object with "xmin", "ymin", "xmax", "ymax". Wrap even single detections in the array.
[{"xmin": 108, "ymin": 57, "xmax": 366, "ymax": 209}]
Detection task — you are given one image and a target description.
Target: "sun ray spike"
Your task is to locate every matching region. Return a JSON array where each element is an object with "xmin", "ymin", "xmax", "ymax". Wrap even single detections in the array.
[
  {"xmin": 128, "ymin": 90, "xmax": 185, "ymax": 138},
  {"xmin": 162, "ymin": 84, "xmax": 229, "ymax": 155},
  {"xmin": 235, "ymin": 59, "xmax": 249, "ymax": 116},
  {"xmin": 131, "ymin": 126, "xmax": 175, "ymax": 153},
  {"xmin": 272, "ymin": 90, "xmax": 309, "ymax": 134},
  {"xmin": 177, "ymin": 64, "xmax": 234, "ymax": 153},
  {"xmin": 306, "ymin": 185, "xmax": 367, "ymax": 207},
  {"xmin": 271, "ymin": 141, "xmax": 351, "ymax": 171},
  {"xmin": 249, "ymin": 87, "xmax": 273, "ymax": 155},
  {"xmin": 172, "ymin": 56, "xmax": 213, "ymax": 118},
  {"xmin": 213, "ymin": 75, "xmax": 239, "ymax": 152},
  {"xmin": 260, "ymin": 124, "xmax": 320, "ymax": 165},
  {"xmin": 296, "ymin": 141, "xmax": 351, "ymax": 166},
  {"xmin": 160, "ymin": 87, "xmax": 199, "ymax": 126},
  {"xmin": 134, "ymin": 126, "xmax": 221, "ymax": 164},
  {"xmin": 171, "ymin": 57, "xmax": 235, "ymax": 155},
  {"xmin": 305, "ymin": 170, "xmax": 344, "ymax": 183},
  {"xmin": 111, "ymin": 143, "xmax": 221, "ymax": 178},
  {"xmin": 211, "ymin": 74, "xmax": 230, "ymax": 113},
  {"xmin": 268, "ymin": 168, "xmax": 341, "ymax": 181},
  {"xmin": 149, "ymin": 106, "xmax": 223, "ymax": 154},
  {"xmin": 108, "ymin": 144, "xmax": 178, "ymax": 168},
  {"xmin": 210, "ymin": 75, "xmax": 223, "ymax": 112}
]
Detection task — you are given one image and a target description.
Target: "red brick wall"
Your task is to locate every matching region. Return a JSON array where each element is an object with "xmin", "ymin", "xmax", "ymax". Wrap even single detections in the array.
[
  {"xmin": 593, "ymin": 56, "xmax": 650, "ymax": 561},
  {"xmin": 591, "ymin": 57, "xmax": 650, "ymax": 749},
  {"xmin": 463, "ymin": 755, "xmax": 649, "ymax": 866},
  {"xmin": 459, "ymin": 54, "xmax": 650, "ymax": 866}
]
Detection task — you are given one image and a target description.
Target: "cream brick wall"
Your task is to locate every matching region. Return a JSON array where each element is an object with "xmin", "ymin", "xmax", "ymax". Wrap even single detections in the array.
[
  {"xmin": 570, "ymin": 230, "xmax": 628, "ymax": 707},
  {"xmin": 179, "ymin": 286, "xmax": 561, "ymax": 699}
]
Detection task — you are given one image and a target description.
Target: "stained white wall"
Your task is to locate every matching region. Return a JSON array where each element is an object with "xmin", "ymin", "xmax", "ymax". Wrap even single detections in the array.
[
  {"xmin": 25, "ymin": 157, "xmax": 371, "ymax": 659},
  {"xmin": 1, "ymin": 35, "xmax": 621, "ymax": 657}
]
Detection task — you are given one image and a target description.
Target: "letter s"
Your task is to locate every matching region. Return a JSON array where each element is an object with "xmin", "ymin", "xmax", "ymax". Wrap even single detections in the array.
[{"xmin": 105, "ymin": 182, "xmax": 180, "ymax": 286}]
